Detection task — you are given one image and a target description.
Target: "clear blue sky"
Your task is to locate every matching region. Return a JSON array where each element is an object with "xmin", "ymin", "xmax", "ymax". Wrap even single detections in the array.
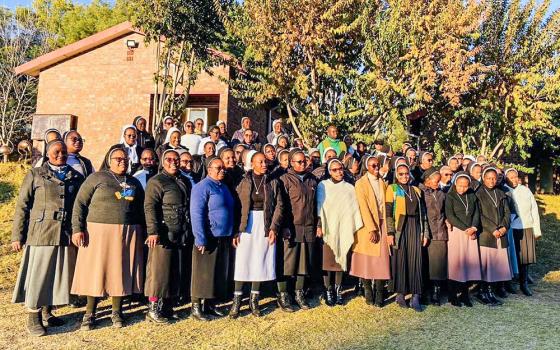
[{"xmin": 1, "ymin": 0, "xmax": 559, "ymax": 13}]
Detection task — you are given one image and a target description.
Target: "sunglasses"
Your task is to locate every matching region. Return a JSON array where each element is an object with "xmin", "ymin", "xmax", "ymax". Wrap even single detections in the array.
[
  {"xmin": 292, "ymin": 160, "xmax": 306, "ymax": 165},
  {"xmin": 125, "ymin": 134, "xmax": 136, "ymax": 138},
  {"xmin": 442, "ymin": 173, "xmax": 453, "ymax": 177},
  {"xmin": 165, "ymin": 158, "xmax": 179, "ymax": 164},
  {"xmin": 185, "ymin": 125, "xmax": 193, "ymax": 128},
  {"xmin": 111, "ymin": 157, "xmax": 129, "ymax": 164},
  {"xmin": 397, "ymin": 172, "xmax": 410, "ymax": 176},
  {"xmin": 69, "ymin": 137, "xmax": 84, "ymax": 143},
  {"xmin": 368, "ymin": 164, "xmax": 380, "ymax": 169}
]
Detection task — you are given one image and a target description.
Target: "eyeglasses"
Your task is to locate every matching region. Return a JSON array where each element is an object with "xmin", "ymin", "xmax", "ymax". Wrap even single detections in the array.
[
  {"xmin": 185, "ymin": 125, "xmax": 193, "ymax": 128},
  {"xmin": 210, "ymin": 166, "xmax": 225, "ymax": 172},
  {"xmin": 442, "ymin": 173, "xmax": 453, "ymax": 177},
  {"xmin": 111, "ymin": 157, "xmax": 129, "ymax": 164},
  {"xmin": 165, "ymin": 121, "xmax": 174, "ymax": 125},
  {"xmin": 181, "ymin": 160, "xmax": 193, "ymax": 164},
  {"xmin": 292, "ymin": 160, "xmax": 306, "ymax": 165},
  {"xmin": 196, "ymin": 122, "xmax": 203, "ymax": 126},
  {"xmin": 368, "ymin": 164, "xmax": 380, "ymax": 169},
  {"xmin": 397, "ymin": 172, "xmax": 410, "ymax": 176},
  {"xmin": 426, "ymin": 158, "xmax": 434, "ymax": 162},
  {"xmin": 164, "ymin": 158, "xmax": 179, "ymax": 164},
  {"xmin": 69, "ymin": 137, "xmax": 84, "ymax": 143},
  {"xmin": 125, "ymin": 134, "xmax": 136, "ymax": 138}
]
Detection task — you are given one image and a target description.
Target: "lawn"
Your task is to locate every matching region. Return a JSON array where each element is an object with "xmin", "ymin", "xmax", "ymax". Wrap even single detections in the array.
[{"xmin": 0, "ymin": 162, "xmax": 559, "ymax": 350}]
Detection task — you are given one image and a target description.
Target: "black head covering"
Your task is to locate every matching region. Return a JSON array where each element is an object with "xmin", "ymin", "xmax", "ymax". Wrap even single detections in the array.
[
  {"xmin": 100, "ymin": 144, "xmax": 127, "ymax": 171},
  {"xmin": 420, "ymin": 167, "xmax": 439, "ymax": 182}
]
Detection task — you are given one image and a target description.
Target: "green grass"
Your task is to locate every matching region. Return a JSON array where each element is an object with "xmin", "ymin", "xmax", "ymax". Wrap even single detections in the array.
[{"xmin": 0, "ymin": 162, "xmax": 559, "ymax": 349}]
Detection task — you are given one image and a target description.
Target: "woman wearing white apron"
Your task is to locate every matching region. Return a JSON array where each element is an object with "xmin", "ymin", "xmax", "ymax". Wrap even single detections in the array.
[{"xmin": 229, "ymin": 151, "xmax": 283, "ymax": 318}]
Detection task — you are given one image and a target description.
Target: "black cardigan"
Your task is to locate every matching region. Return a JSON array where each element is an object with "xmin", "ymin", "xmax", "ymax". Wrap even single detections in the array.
[
  {"xmin": 475, "ymin": 186, "xmax": 511, "ymax": 248},
  {"xmin": 445, "ymin": 188, "xmax": 480, "ymax": 231}
]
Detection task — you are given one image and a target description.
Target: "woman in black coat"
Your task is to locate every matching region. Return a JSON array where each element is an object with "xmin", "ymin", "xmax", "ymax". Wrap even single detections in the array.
[
  {"xmin": 144, "ymin": 149, "xmax": 192, "ymax": 323},
  {"xmin": 12, "ymin": 140, "xmax": 84, "ymax": 336},
  {"xmin": 475, "ymin": 167, "xmax": 512, "ymax": 306},
  {"xmin": 133, "ymin": 116, "xmax": 156, "ymax": 150}
]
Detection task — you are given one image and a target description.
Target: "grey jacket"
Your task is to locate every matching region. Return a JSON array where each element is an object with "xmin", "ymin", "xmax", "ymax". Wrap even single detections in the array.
[{"xmin": 12, "ymin": 163, "xmax": 84, "ymax": 246}]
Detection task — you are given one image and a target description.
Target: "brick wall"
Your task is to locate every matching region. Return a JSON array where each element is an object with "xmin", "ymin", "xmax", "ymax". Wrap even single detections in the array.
[
  {"xmin": 35, "ymin": 32, "xmax": 231, "ymax": 168},
  {"xmin": 227, "ymin": 95, "xmax": 268, "ymax": 141}
]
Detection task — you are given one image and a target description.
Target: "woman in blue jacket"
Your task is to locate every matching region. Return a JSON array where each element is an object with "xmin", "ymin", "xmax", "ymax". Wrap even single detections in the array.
[{"xmin": 190, "ymin": 157, "xmax": 234, "ymax": 321}]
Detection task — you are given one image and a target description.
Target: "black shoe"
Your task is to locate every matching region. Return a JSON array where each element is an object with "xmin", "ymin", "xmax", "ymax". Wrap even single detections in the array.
[
  {"xmin": 396, "ymin": 294, "xmax": 408, "ymax": 308},
  {"xmin": 487, "ymin": 287, "xmax": 503, "ymax": 306},
  {"xmin": 334, "ymin": 285, "xmax": 344, "ymax": 305},
  {"xmin": 295, "ymin": 289, "xmax": 310, "ymax": 310},
  {"xmin": 411, "ymin": 294, "xmax": 423, "ymax": 312},
  {"xmin": 430, "ymin": 285, "xmax": 441, "ymax": 306},
  {"xmin": 460, "ymin": 289, "xmax": 473, "ymax": 307},
  {"xmin": 504, "ymin": 281, "xmax": 517, "ymax": 294},
  {"xmin": 373, "ymin": 280, "xmax": 385, "ymax": 307},
  {"xmin": 146, "ymin": 300, "xmax": 169, "ymax": 324},
  {"xmin": 322, "ymin": 286, "xmax": 335, "ymax": 307},
  {"xmin": 204, "ymin": 301, "xmax": 225, "ymax": 317},
  {"xmin": 495, "ymin": 284, "xmax": 508, "ymax": 299},
  {"xmin": 111, "ymin": 311, "xmax": 125, "ymax": 328},
  {"xmin": 249, "ymin": 292, "xmax": 261, "ymax": 317},
  {"xmin": 475, "ymin": 290, "xmax": 491, "ymax": 305},
  {"xmin": 363, "ymin": 282, "xmax": 373, "ymax": 306},
  {"xmin": 229, "ymin": 294, "xmax": 242, "ymax": 319},
  {"xmin": 191, "ymin": 302, "xmax": 209, "ymax": 321},
  {"xmin": 68, "ymin": 296, "xmax": 86, "ymax": 308},
  {"xmin": 277, "ymin": 292, "xmax": 295, "ymax": 312},
  {"xmin": 80, "ymin": 313, "xmax": 96, "ymax": 331},
  {"xmin": 27, "ymin": 310, "xmax": 46, "ymax": 337},
  {"xmin": 41, "ymin": 306, "xmax": 64, "ymax": 327},
  {"xmin": 160, "ymin": 299, "xmax": 181, "ymax": 320},
  {"xmin": 520, "ymin": 280, "xmax": 533, "ymax": 296},
  {"xmin": 355, "ymin": 279, "xmax": 364, "ymax": 296}
]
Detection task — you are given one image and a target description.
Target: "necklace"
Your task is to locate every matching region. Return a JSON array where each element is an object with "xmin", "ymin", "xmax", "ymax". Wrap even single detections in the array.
[
  {"xmin": 484, "ymin": 188, "xmax": 498, "ymax": 208},
  {"xmin": 457, "ymin": 193, "xmax": 469, "ymax": 215},
  {"xmin": 106, "ymin": 170, "xmax": 127, "ymax": 188},
  {"xmin": 398, "ymin": 184, "xmax": 413, "ymax": 201},
  {"xmin": 252, "ymin": 174, "xmax": 265, "ymax": 194}
]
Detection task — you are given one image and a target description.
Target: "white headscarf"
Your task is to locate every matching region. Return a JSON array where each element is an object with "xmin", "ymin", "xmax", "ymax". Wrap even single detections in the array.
[
  {"xmin": 119, "ymin": 125, "xmax": 138, "ymax": 172},
  {"xmin": 244, "ymin": 150, "xmax": 258, "ymax": 172},
  {"xmin": 164, "ymin": 127, "xmax": 182, "ymax": 146}
]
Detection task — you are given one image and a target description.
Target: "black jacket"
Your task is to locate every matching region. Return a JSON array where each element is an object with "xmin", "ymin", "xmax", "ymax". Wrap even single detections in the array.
[
  {"xmin": 476, "ymin": 186, "xmax": 511, "ymax": 248},
  {"xmin": 445, "ymin": 188, "xmax": 480, "ymax": 231},
  {"xmin": 144, "ymin": 170, "xmax": 192, "ymax": 246},
  {"xmin": 236, "ymin": 172, "xmax": 284, "ymax": 236},
  {"xmin": 420, "ymin": 184, "xmax": 448, "ymax": 241},
  {"xmin": 12, "ymin": 163, "xmax": 84, "ymax": 246},
  {"xmin": 278, "ymin": 169, "xmax": 318, "ymax": 242},
  {"xmin": 137, "ymin": 130, "xmax": 155, "ymax": 150}
]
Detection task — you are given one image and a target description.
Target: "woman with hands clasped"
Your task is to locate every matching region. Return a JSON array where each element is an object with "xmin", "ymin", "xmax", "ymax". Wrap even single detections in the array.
[{"xmin": 444, "ymin": 172, "xmax": 482, "ymax": 307}]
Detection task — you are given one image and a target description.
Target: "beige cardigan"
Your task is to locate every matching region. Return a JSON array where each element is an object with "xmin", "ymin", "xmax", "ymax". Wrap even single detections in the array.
[{"xmin": 352, "ymin": 175, "xmax": 388, "ymax": 257}]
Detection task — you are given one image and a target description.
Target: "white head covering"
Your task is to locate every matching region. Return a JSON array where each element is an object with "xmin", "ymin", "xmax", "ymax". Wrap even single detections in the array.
[
  {"xmin": 244, "ymin": 150, "xmax": 258, "ymax": 172},
  {"xmin": 322, "ymin": 147, "xmax": 337, "ymax": 164},
  {"xmin": 164, "ymin": 127, "xmax": 182, "ymax": 146},
  {"xmin": 119, "ymin": 125, "xmax": 138, "ymax": 172}
]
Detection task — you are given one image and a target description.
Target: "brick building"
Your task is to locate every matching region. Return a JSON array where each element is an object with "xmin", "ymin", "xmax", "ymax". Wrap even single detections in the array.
[{"xmin": 15, "ymin": 21, "xmax": 276, "ymax": 167}]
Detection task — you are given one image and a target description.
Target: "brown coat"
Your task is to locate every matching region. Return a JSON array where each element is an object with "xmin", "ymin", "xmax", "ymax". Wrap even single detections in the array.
[{"xmin": 353, "ymin": 175, "xmax": 387, "ymax": 257}]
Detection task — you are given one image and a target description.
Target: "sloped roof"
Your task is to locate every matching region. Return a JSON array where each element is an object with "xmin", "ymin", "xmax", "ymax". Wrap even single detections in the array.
[{"xmin": 15, "ymin": 21, "xmax": 142, "ymax": 77}]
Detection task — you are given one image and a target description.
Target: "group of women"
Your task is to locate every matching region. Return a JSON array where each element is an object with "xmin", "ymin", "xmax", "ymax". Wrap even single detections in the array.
[{"xmin": 12, "ymin": 118, "xmax": 541, "ymax": 337}]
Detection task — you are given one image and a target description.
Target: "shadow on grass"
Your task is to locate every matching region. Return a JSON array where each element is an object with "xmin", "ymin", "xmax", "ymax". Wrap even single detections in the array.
[
  {"xmin": 0, "ymin": 181, "xmax": 16, "ymax": 204},
  {"xmin": 534, "ymin": 197, "xmax": 560, "ymax": 282}
]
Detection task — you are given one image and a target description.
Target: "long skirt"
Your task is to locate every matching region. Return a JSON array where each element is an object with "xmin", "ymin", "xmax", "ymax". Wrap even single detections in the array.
[
  {"xmin": 144, "ymin": 243, "xmax": 191, "ymax": 298},
  {"xmin": 480, "ymin": 239, "xmax": 513, "ymax": 282},
  {"xmin": 322, "ymin": 243, "xmax": 345, "ymax": 272},
  {"xmin": 276, "ymin": 239, "xmax": 315, "ymax": 277},
  {"xmin": 447, "ymin": 227, "xmax": 482, "ymax": 282},
  {"xmin": 506, "ymin": 228, "xmax": 519, "ymax": 275},
  {"xmin": 191, "ymin": 236, "xmax": 230, "ymax": 299},
  {"xmin": 391, "ymin": 216, "xmax": 423, "ymax": 295},
  {"xmin": 234, "ymin": 211, "xmax": 276, "ymax": 282},
  {"xmin": 350, "ymin": 220, "xmax": 391, "ymax": 280},
  {"xmin": 427, "ymin": 240, "xmax": 448, "ymax": 280},
  {"xmin": 513, "ymin": 228, "xmax": 536, "ymax": 265},
  {"xmin": 13, "ymin": 245, "xmax": 77, "ymax": 309},
  {"xmin": 71, "ymin": 222, "xmax": 145, "ymax": 297}
]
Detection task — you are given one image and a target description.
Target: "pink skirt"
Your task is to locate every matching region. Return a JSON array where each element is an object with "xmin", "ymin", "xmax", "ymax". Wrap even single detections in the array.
[
  {"xmin": 480, "ymin": 239, "xmax": 513, "ymax": 282},
  {"xmin": 349, "ymin": 224, "xmax": 391, "ymax": 280},
  {"xmin": 447, "ymin": 227, "xmax": 482, "ymax": 282}
]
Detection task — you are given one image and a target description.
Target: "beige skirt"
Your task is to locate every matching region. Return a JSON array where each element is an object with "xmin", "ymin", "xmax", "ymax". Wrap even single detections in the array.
[{"xmin": 71, "ymin": 222, "xmax": 145, "ymax": 297}]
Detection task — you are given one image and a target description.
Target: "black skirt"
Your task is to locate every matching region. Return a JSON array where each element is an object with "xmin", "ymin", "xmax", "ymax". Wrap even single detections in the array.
[
  {"xmin": 391, "ymin": 215, "xmax": 423, "ymax": 294},
  {"xmin": 427, "ymin": 240, "xmax": 448, "ymax": 280},
  {"xmin": 276, "ymin": 239, "xmax": 317, "ymax": 277},
  {"xmin": 144, "ymin": 244, "xmax": 190, "ymax": 298},
  {"xmin": 191, "ymin": 236, "xmax": 230, "ymax": 299},
  {"xmin": 513, "ymin": 228, "xmax": 536, "ymax": 265}
]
